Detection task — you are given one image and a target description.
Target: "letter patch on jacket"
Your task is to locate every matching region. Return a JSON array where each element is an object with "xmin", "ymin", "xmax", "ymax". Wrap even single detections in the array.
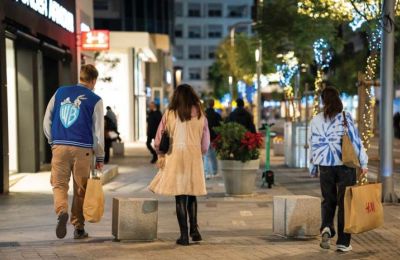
[{"xmin": 60, "ymin": 95, "xmax": 87, "ymax": 128}]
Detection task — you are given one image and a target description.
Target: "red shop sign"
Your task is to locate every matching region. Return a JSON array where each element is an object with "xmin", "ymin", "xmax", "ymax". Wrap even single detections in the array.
[{"xmin": 81, "ymin": 30, "xmax": 110, "ymax": 51}]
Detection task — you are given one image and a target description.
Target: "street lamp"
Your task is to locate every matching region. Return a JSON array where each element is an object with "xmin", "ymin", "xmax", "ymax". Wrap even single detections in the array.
[
  {"xmin": 175, "ymin": 68, "xmax": 182, "ymax": 87},
  {"xmin": 255, "ymin": 46, "xmax": 262, "ymax": 128},
  {"xmin": 228, "ymin": 76, "xmax": 233, "ymax": 104}
]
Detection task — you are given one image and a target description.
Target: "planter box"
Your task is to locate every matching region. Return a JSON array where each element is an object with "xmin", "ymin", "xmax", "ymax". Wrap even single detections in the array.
[{"xmin": 218, "ymin": 159, "xmax": 260, "ymax": 196}]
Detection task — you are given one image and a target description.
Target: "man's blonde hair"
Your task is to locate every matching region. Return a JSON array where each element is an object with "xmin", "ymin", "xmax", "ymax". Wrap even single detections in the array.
[{"xmin": 80, "ymin": 64, "xmax": 98, "ymax": 83}]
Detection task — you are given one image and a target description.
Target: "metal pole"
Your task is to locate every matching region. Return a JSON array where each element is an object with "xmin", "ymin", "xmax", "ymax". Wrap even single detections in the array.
[
  {"xmin": 379, "ymin": 0, "xmax": 398, "ymax": 202},
  {"xmin": 256, "ymin": 40, "xmax": 262, "ymax": 129},
  {"xmin": 304, "ymin": 84, "xmax": 310, "ymax": 168}
]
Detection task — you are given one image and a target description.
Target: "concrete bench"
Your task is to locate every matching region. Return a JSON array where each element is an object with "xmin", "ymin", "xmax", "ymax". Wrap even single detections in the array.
[
  {"xmin": 273, "ymin": 195, "xmax": 321, "ymax": 237},
  {"xmin": 100, "ymin": 164, "xmax": 118, "ymax": 185},
  {"xmin": 112, "ymin": 198, "xmax": 158, "ymax": 241}
]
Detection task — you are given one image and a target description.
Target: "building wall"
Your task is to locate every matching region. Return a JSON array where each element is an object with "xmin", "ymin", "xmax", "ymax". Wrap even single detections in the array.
[
  {"xmin": 94, "ymin": 0, "xmax": 175, "ymax": 39},
  {"xmin": 174, "ymin": 0, "xmax": 254, "ymax": 94},
  {"xmin": 76, "ymin": 0, "xmax": 95, "ymax": 67},
  {"xmin": 0, "ymin": 0, "xmax": 77, "ymax": 193}
]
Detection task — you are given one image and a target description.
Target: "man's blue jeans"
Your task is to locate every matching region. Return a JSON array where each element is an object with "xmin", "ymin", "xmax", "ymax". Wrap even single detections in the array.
[{"xmin": 203, "ymin": 146, "xmax": 218, "ymax": 177}]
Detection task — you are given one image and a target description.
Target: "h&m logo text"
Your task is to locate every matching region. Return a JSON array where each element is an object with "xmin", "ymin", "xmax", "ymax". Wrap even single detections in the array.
[{"xmin": 365, "ymin": 202, "xmax": 376, "ymax": 213}]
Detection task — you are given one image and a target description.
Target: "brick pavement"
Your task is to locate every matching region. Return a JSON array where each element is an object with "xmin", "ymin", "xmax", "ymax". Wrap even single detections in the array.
[{"xmin": 0, "ymin": 144, "xmax": 399, "ymax": 260}]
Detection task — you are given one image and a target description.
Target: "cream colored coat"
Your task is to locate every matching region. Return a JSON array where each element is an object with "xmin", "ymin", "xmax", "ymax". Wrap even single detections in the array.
[{"xmin": 148, "ymin": 110, "xmax": 208, "ymax": 196}]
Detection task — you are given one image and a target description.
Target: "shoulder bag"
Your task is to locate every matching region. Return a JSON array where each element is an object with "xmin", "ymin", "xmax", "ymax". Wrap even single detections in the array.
[
  {"xmin": 159, "ymin": 111, "xmax": 170, "ymax": 153},
  {"xmin": 342, "ymin": 111, "xmax": 360, "ymax": 168}
]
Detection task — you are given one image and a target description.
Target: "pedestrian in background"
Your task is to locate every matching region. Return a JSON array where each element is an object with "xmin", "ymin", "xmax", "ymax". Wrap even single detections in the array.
[
  {"xmin": 204, "ymin": 99, "xmax": 222, "ymax": 179},
  {"xmin": 227, "ymin": 98, "xmax": 256, "ymax": 133},
  {"xmin": 308, "ymin": 86, "xmax": 368, "ymax": 252},
  {"xmin": 104, "ymin": 115, "xmax": 119, "ymax": 164},
  {"xmin": 106, "ymin": 106, "xmax": 118, "ymax": 130},
  {"xmin": 146, "ymin": 101, "xmax": 162, "ymax": 163},
  {"xmin": 43, "ymin": 64, "xmax": 104, "ymax": 240},
  {"xmin": 149, "ymin": 84, "xmax": 210, "ymax": 246}
]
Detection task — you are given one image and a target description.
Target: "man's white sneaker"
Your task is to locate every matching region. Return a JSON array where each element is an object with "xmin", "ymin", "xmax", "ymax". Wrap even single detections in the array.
[
  {"xmin": 320, "ymin": 227, "xmax": 331, "ymax": 249},
  {"xmin": 337, "ymin": 244, "xmax": 352, "ymax": 252}
]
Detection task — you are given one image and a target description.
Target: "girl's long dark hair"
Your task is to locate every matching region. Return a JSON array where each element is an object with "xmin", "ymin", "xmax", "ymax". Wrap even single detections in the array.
[
  {"xmin": 168, "ymin": 84, "xmax": 203, "ymax": 121},
  {"xmin": 321, "ymin": 86, "xmax": 343, "ymax": 120}
]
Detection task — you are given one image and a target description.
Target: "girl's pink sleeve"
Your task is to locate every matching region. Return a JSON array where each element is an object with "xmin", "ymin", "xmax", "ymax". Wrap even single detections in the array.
[
  {"xmin": 154, "ymin": 112, "xmax": 167, "ymax": 154},
  {"xmin": 201, "ymin": 118, "xmax": 210, "ymax": 155}
]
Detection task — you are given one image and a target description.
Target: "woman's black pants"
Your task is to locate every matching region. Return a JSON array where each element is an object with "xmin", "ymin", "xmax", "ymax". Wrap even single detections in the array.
[{"xmin": 319, "ymin": 165, "xmax": 356, "ymax": 247}]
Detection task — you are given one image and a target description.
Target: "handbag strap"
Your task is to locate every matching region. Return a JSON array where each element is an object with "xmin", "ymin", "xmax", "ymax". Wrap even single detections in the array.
[
  {"xmin": 342, "ymin": 111, "xmax": 348, "ymax": 130},
  {"xmin": 163, "ymin": 110, "xmax": 169, "ymax": 133}
]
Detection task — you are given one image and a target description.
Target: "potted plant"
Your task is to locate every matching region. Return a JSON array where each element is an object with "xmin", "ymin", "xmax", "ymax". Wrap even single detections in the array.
[{"xmin": 212, "ymin": 122, "xmax": 263, "ymax": 195}]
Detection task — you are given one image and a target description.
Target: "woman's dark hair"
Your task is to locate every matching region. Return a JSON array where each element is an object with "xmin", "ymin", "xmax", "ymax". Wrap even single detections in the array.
[
  {"xmin": 321, "ymin": 86, "xmax": 343, "ymax": 120},
  {"xmin": 168, "ymin": 84, "xmax": 203, "ymax": 121}
]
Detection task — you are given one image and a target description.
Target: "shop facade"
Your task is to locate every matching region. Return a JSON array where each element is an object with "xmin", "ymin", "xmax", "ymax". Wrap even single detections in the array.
[
  {"xmin": 94, "ymin": 32, "xmax": 158, "ymax": 142},
  {"xmin": 0, "ymin": 0, "xmax": 77, "ymax": 194}
]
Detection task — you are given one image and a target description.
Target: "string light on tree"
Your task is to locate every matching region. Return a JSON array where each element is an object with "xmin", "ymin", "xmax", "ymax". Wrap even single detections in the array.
[
  {"xmin": 275, "ymin": 52, "xmax": 299, "ymax": 121},
  {"xmin": 368, "ymin": 28, "xmax": 382, "ymax": 51},
  {"xmin": 349, "ymin": 2, "xmax": 379, "ymax": 31},
  {"xmin": 312, "ymin": 39, "xmax": 332, "ymax": 116},
  {"xmin": 312, "ymin": 70, "xmax": 323, "ymax": 116},
  {"xmin": 298, "ymin": 0, "xmax": 400, "ymax": 22},
  {"xmin": 359, "ymin": 28, "xmax": 381, "ymax": 151},
  {"xmin": 313, "ymin": 39, "xmax": 333, "ymax": 70}
]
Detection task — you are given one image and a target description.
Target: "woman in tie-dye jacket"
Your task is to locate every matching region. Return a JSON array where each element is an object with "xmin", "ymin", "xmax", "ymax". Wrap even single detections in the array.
[{"xmin": 308, "ymin": 86, "xmax": 368, "ymax": 252}]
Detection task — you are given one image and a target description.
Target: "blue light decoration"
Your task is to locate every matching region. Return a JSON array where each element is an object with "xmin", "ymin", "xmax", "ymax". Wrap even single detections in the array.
[
  {"xmin": 237, "ymin": 80, "xmax": 247, "ymax": 99},
  {"xmin": 313, "ymin": 38, "xmax": 333, "ymax": 70},
  {"xmin": 237, "ymin": 80, "xmax": 256, "ymax": 104},
  {"xmin": 275, "ymin": 63, "xmax": 298, "ymax": 87},
  {"xmin": 245, "ymin": 84, "xmax": 255, "ymax": 104},
  {"xmin": 221, "ymin": 93, "xmax": 231, "ymax": 107},
  {"xmin": 349, "ymin": 12, "xmax": 366, "ymax": 31},
  {"xmin": 349, "ymin": 3, "xmax": 379, "ymax": 32},
  {"xmin": 368, "ymin": 28, "xmax": 382, "ymax": 51}
]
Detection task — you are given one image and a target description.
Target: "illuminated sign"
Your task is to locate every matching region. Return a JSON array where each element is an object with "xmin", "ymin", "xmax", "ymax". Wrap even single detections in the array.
[
  {"xmin": 81, "ymin": 30, "xmax": 110, "ymax": 51},
  {"xmin": 14, "ymin": 0, "xmax": 74, "ymax": 33}
]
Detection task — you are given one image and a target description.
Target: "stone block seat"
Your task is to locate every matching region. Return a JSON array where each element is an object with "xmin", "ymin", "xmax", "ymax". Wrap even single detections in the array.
[
  {"xmin": 273, "ymin": 195, "xmax": 321, "ymax": 238},
  {"xmin": 112, "ymin": 198, "xmax": 158, "ymax": 241}
]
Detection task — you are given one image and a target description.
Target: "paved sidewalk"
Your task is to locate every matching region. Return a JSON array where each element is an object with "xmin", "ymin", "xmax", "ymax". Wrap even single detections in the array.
[{"xmin": 0, "ymin": 144, "xmax": 400, "ymax": 260}]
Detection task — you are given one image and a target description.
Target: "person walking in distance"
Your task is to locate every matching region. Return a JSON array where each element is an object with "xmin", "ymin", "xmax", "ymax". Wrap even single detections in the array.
[
  {"xmin": 204, "ymin": 99, "xmax": 222, "ymax": 178},
  {"xmin": 106, "ymin": 106, "xmax": 117, "ymax": 129},
  {"xmin": 43, "ymin": 64, "xmax": 104, "ymax": 239},
  {"xmin": 227, "ymin": 98, "xmax": 256, "ymax": 133},
  {"xmin": 149, "ymin": 84, "xmax": 210, "ymax": 246},
  {"xmin": 146, "ymin": 101, "xmax": 162, "ymax": 163},
  {"xmin": 309, "ymin": 86, "xmax": 368, "ymax": 252}
]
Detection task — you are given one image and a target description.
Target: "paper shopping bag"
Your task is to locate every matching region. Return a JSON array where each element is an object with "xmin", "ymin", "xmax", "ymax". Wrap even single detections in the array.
[
  {"xmin": 344, "ymin": 183, "xmax": 384, "ymax": 234},
  {"xmin": 83, "ymin": 178, "xmax": 104, "ymax": 223}
]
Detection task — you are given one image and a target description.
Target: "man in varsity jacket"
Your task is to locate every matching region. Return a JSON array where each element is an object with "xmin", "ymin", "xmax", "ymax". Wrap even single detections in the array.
[{"xmin": 43, "ymin": 64, "xmax": 104, "ymax": 240}]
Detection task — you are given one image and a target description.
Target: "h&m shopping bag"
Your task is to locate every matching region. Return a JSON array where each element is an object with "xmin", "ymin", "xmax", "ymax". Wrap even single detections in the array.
[
  {"xmin": 344, "ymin": 182, "xmax": 384, "ymax": 234},
  {"xmin": 83, "ymin": 171, "xmax": 104, "ymax": 223}
]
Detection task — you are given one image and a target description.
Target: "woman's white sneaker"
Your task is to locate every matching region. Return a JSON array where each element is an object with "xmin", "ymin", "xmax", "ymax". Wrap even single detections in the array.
[
  {"xmin": 337, "ymin": 244, "xmax": 352, "ymax": 252},
  {"xmin": 320, "ymin": 227, "xmax": 331, "ymax": 249}
]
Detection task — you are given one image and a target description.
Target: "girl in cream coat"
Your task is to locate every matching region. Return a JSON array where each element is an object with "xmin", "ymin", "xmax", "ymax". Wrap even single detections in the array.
[{"xmin": 149, "ymin": 84, "xmax": 210, "ymax": 246}]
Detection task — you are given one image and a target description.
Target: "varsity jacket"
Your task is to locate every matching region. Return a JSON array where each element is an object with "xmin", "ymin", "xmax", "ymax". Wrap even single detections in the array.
[{"xmin": 43, "ymin": 84, "xmax": 105, "ymax": 163}]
